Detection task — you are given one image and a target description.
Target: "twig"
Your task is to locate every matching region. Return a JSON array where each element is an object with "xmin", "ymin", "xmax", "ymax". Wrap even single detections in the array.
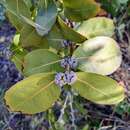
[
  {"xmin": 57, "ymin": 92, "xmax": 69, "ymax": 125},
  {"xmin": 68, "ymin": 92, "xmax": 77, "ymax": 130}
]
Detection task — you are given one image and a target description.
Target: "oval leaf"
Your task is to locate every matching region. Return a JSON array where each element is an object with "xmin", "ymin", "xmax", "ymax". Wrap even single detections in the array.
[
  {"xmin": 45, "ymin": 18, "xmax": 86, "ymax": 49},
  {"xmin": 4, "ymin": 0, "xmax": 31, "ymax": 31},
  {"xmin": 57, "ymin": 17, "xmax": 87, "ymax": 43},
  {"xmin": 73, "ymin": 36, "xmax": 122, "ymax": 75},
  {"xmin": 5, "ymin": 73, "xmax": 60, "ymax": 114},
  {"xmin": 76, "ymin": 17, "xmax": 115, "ymax": 39},
  {"xmin": 11, "ymin": 48, "xmax": 27, "ymax": 72},
  {"xmin": 20, "ymin": 24, "xmax": 49, "ymax": 48},
  {"xmin": 72, "ymin": 72, "xmax": 125, "ymax": 105},
  {"xmin": 23, "ymin": 49, "xmax": 62, "ymax": 76},
  {"xmin": 35, "ymin": 0, "xmax": 57, "ymax": 36},
  {"xmin": 63, "ymin": 0, "xmax": 100, "ymax": 21}
]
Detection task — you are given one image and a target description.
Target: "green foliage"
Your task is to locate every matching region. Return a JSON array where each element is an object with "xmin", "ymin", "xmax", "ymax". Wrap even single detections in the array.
[
  {"xmin": 43, "ymin": 17, "xmax": 86, "ymax": 49},
  {"xmin": 76, "ymin": 17, "xmax": 115, "ymax": 39},
  {"xmin": 100, "ymin": 0, "xmax": 129, "ymax": 16},
  {"xmin": 5, "ymin": 73, "xmax": 60, "ymax": 114},
  {"xmin": 23, "ymin": 0, "xmax": 32, "ymax": 8},
  {"xmin": 20, "ymin": 24, "xmax": 49, "ymax": 48},
  {"xmin": 11, "ymin": 47, "xmax": 27, "ymax": 72},
  {"xmin": 73, "ymin": 36, "xmax": 122, "ymax": 75},
  {"xmin": 11, "ymin": 34, "xmax": 28, "ymax": 72},
  {"xmin": 72, "ymin": 72, "xmax": 125, "ymax": 104},
  {"xmin": 63, "ymin": 0, "xmax": 100, "ymax": 21},
  {"xmin": 5, "ymin": 71, "xmax": 125, "ymax": 114},
  {"xmin": 35, "ymin": 0, "xmax": 57, "ymax": 36},
  {"xmin": 128, "ymin": 5, "xmax": 130, "ymax": 15},
  {"xmin": 23, "ymin": 49, "xmax": 62, "ymax": 76},
  {"xmin": 20, "ymin": 17, "xmax": 86, "ymax": 49},
  {"xmin": 3, "ymin": 0, "xmax": 31, "ymax": 31},
  {"xmin": 57, "ymin": 17, "xmax": 87, "ymax": 43},
  {"xmin": 115, "ymin": 100, "xmax": 130, "ymax": 115},
  {"xmin": 3, "ymin": 0, "xmax": 125, "ymax": 116}
]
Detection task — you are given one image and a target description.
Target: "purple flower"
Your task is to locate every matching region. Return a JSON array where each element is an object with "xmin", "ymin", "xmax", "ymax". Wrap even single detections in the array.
[
  {"xmin": 55, "ymin": 71, "xmax": 77, "ymax": 87},
  {"xmin": 0, "ymin": 21, "xmax": 16, "ymax": 44},
  {"xmin": 64, "ymin": 71, "xmax": 77, "ymax": 85},
  {"xmin": 64, "ymin": 18, "xmax": 76, "ymax": 28},
  {"xmin": 9, "ymin": 114, "xmax": 30, "ymax": 130},
  {"xmin": 62, "ymin": 40, "xmax": 72, "ymax": 48},
  {"xmin": 60, "ymin": 57, "xmax": 68, "ymax": 68},
  {"xmin": 0, "ymin": 57, "xmax": 23, "ymax": 89},
  {"xmin": 55, "ymin": 72, "xmax": 66, "ymax": 87},
  {"xmin": 61, "ymin": 57, "xmax": 78, "ymax": 69},
  {"xmin": 0, "ymin": 43, "xmax": 12, "ymax": 59},
  {"xmin": 68, "ymin": 57, "xmax": 78, "ymax": 69}
]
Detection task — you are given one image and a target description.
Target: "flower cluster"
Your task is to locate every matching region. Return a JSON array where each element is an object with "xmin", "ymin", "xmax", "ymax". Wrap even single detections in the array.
[
  {"xmin": 0, "ymin": 57, "xmax": 23, "ymax": 89},
  {"xmin": 0, "ymin": 4, "xmax": 5, "ymax": 22},
  {"xmin": 62, "ymin": 19, "xmax": 76, "ymax": 48},
  {"xmin": 55, "ymin": 72, "xmax": 66, "ymax": 87},
  {"xmin": 0, "ymin": 43, "xmax": 11, "ymax": 59},
  {"xmin": 62, "ymin": 40, "xmax": 72, "ymax": 48},
  {"xmin": 0, "ymin": 20, "xmax": 16, "ymax": 59},
  {"xmin": 55, "ymin": 57, "xmax": 78, "ymax": 87},
  {"xmin": 64, "ymin": 71, "xmax": 77, "ymax": 85},
  {"xmin": 61, "ymin": 57, "xmax": 78, "ymax": 69},
  {"xmin": 0, "ymin": 21, "xmax": 16, "ymax": 44},
  {"xmin": 9, "ymin": 114, "xmax": 26, "ymax": 129},
  {"xmin": 65, "ymin": 18, "xmax": 75, "ymax": 28},
  {"xmin": 55, "ymin": 71, "xmax": 77, "ymax": 87}
]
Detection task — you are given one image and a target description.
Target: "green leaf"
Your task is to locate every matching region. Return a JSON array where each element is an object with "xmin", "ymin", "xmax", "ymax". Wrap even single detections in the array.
[
  {"xmin": 11, "ymin": 48, "xmax": 27, "ymax": 73},
  {"xmin": 45, "ymin": 23, "xmax": 64, "ymax": 49},
  {"xmin": 20, "ymin": 24, "xmax": 49, "ymax": 48},
  {"xmin": 73, "ymin": 36, "xmax": 122, "ymax": 75},
  {"xmin": 19, "ymin": 15, "xmax": 86, "ymax": 49},
  {"xmin": 45, "ymin": 18, "xmax": 86, "ymax": 49},
  {"xmin": 20, "ymin": 17, "xmax": 86, "ymax": 49},
  {"xmin": 63, "ymin": 0, "xmax": 100, "ymax": 21},
  {"xmin": 5, "ymin": 73, "xmax": 60, "ymax": 114},
  {"xmin": 100, "ymin": 0, "xmax": 128, "ymax": 16},
  {"xmin": 4, "ymin": 0, "xmax": 31, "ymax": 31},
  {"xmin": 76, "ymin": 17, "xmax": 115, "ymax": 39},
  {"xmin": 57, "ymin": 17, "xmax": 87, "ymax": 43},
  {"xmin": 128, "ymin": 5, "xmax": 130, "ymax": 16},
  {"xmin": 38, "ymin": 0, "xmax": 49, "ymax": 8},
  {"xmin": 23, "ymin": 0, "xmax": 32, "ymax": 8},
  {"xmin": 13, "ymin": 34, "xmax": 20, "ymax": 46},
  {"xmin": 23, "ymin": 49, "xmax": 62, "ymax": 76},
  {"xmin": 35, "ymin": 0, "xmax": 57, "ymax": 36},
  {"xmin": 72, "ymin": 72, "xmax": 125, "ymax": 105}
]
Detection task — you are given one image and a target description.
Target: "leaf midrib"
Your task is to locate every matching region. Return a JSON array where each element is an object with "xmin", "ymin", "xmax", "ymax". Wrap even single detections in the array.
[
  {"xmin": 77, "ymin": 78, "xmax": 109, "ymax": 97},
  {"xmin": 24, "ymin": 59, "xmax": 61, "ymax": 74},
  {"xmin": 11, "ymin": 80, "xmax": 54, "ymax": 109}
]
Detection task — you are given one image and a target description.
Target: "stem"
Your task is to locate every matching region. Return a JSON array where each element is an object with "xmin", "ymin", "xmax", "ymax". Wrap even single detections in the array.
[
  {"xmin": 70, "ymin": 42, "xmax": 74, "ymax": 56},
  {"xmin": 68, "ymin": 92, "xmax": 77, "ymax": 130},
  {"xmin": 57, "ymin": 92, "xmax": 69, "ymax": 125}
]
